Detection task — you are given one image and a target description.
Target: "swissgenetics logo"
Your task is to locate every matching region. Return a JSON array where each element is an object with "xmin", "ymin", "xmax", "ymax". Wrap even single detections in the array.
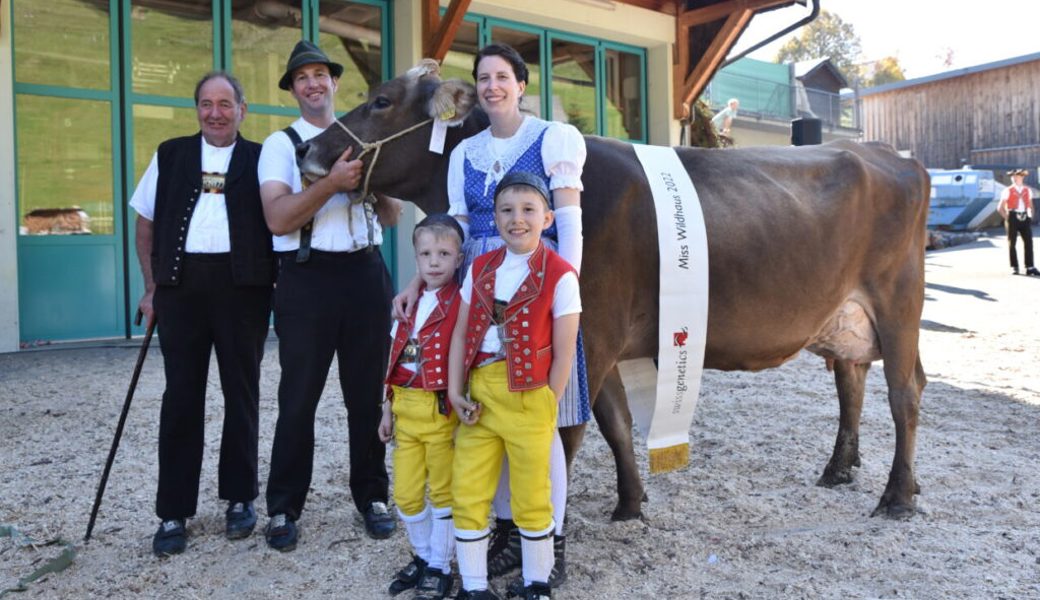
[{"xmin": 673, "ymin": 327, "xmax": 688, "ymax": 347}]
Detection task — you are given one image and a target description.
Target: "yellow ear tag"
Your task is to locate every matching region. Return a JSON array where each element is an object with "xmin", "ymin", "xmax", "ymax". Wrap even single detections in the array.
[{"xmin": 439, "ymin": 107, "xmax": 456, "ymax": 122}]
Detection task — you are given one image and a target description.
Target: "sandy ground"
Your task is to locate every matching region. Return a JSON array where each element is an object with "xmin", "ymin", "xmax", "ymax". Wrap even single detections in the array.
[{"xmin": 2, "ymin": 229, "xmax": 1039, "ymax": 599}]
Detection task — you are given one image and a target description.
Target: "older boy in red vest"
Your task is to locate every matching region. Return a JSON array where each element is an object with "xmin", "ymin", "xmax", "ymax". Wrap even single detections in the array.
[
  {"xmin": 447, "ymin": 172, "xmax": 581, "ymax": 600},
  {"xmin": 379, "ymin": 214, "xmax": 466, "ymax": 600}
]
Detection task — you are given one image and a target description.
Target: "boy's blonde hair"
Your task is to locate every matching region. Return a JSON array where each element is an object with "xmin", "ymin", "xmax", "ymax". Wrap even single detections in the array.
[{"xmin": 412, "ymin": 213, "xmax": 464, "ymax": 248}]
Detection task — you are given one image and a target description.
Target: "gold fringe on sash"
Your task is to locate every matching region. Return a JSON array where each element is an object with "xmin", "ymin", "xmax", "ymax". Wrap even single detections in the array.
[{"xmin": 649, "ymin": 443, "xmax": 689, "ymax": 474}]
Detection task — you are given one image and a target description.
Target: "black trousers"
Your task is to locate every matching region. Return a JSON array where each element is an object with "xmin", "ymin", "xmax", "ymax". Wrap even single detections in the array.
[
  {"xmin": 266, "ymin": 249, "xmax": 392, "ymax": 519},
  {"xmin": 154, "ymin": 254, "xmax": 272, "ymax": 520},
  {"xmin": 1006, "ymin": 214, "xmax": 1034, "ymax": 270}
]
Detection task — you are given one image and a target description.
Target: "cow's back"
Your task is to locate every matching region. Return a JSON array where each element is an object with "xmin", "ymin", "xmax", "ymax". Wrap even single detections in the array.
[{"xmin": 577, "ymin": 138, "xmax": 929, "ymax": 371}]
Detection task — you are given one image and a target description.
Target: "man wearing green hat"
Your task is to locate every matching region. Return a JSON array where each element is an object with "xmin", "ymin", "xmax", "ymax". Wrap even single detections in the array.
[{"xmin": 258, "ymin": 39, "xmax": 399, "ymax": 551}]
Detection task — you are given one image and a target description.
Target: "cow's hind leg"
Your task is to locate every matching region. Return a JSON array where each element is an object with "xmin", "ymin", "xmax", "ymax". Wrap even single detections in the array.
[
  {"xmin": 559, "ymin": 424, "xmax": 587, "ymax": 473},
  {"xmin": 872, "ymin": 330, "xmax": 926, "ymax": 519},
  {"xmin": 593, "ymin": 366, "xmax": 645, "ymax": 521},
  {"xmin": 818, "ymin": 359, "xmax": 869, "ymax": 487}
]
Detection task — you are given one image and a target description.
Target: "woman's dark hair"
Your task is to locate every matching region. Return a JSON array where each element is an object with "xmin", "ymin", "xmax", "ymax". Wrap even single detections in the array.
[{"xmin": 472, "ymin": 43, "xmax": 529, "ymax": 85}]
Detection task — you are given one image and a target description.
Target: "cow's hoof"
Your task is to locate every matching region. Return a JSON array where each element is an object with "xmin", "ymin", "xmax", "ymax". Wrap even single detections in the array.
[
  {"xmin": 870, "ymin": 497, "xmax": 916, "ymax": 520},
  {"xmin": 610, "ymin": 503, "xmax": 643, "ymax": 521},
  {"xmin": 817, "ymin": 467, "xmax": 855, "ymax": 488}
]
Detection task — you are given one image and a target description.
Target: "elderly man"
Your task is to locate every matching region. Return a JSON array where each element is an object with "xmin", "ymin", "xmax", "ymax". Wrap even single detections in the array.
[
  {"xmin": 258, "ymin": 40, "xmax": 401, "ymax": 551},
  {"xmin": 131, "ymin": 71, "xmax": 274, "ymax": 557}
]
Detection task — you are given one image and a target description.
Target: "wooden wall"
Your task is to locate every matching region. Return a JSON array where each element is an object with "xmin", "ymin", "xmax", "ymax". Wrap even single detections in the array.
[{"xmin": 859, "ymin": 57, "xmax": 1040, "ymax": 185}]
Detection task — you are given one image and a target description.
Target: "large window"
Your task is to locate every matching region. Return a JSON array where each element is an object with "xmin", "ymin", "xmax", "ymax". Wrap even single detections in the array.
[
  {"xmin": 11, "ymin": 0, "xmax": 390, "ymax": 342},
  {"xmin": 449, "ymin": 15, "xmax": 647, "ymax": 143}
]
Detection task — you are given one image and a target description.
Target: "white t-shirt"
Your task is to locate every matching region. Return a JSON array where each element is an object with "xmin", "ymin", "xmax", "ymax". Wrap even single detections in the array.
[
  {"xmin": 389, "ymin": 287, "xmax": 443, "ymax": 373},
  {"xmin": 130, "ymin": 137, "xmax": 235, "ymax": 253},
  {"xmin": 461, "ymin": 248, "xmax": 581, "ymax": 355},
  {"xmin": 257, "ymin": 117, "xmax": 382, "ymax": 252},
  {"xmin": 446, "ymin": 116, "xmax": 586, "ymax": 218}
]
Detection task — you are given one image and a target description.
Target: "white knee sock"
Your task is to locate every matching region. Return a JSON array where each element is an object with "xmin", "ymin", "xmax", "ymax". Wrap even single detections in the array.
[
  {"xmin": 492, "ymin": 458, "xmax": 512, "ymax": 519},
  {"xmin": 455, "ymin": 527, "xmax": 490, "ymax": 592},
  {"xmin": 519, "ymin": 523, "xmax": 555, "ymax": 586},
  {"xmin": 550, "ymin": 430, "xmax": 568, "ymax": 536},
  {"xmin": 399, "ymin": 505, "xmax": 432, "ymax": 563},
  {"xmin": 428, "ymin": 506, "xmax": 455, "ymax": 574}
]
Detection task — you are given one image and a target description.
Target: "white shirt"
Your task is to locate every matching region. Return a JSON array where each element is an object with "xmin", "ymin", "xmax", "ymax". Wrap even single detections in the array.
[
  {"xmin": 461, "ymin": 248, "xmax": 581, "ymax": 355},
  {"xmin": 130, "ymin": 137, "xmax": 236, "ymax": 253},
  {"xmin": 446, "ymin": 116, "xmax": 586, "ymax": 218},
  {"xmin": 257, "ymin": 117, "xmax": 382, "ymax": 252},
  {"xmin": 389, "ymin": 287, "xmax": 442, "ymax": 373}
]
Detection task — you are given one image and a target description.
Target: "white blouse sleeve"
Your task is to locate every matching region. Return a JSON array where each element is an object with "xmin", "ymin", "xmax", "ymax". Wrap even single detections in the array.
[
  {"xmin": 460, "ymin": 265, "xmax": 474, "ymax": 303},
  {"xmin": 542, "ymin": 122, "xmax": 586, "ymax": 192},
  {"xmin": 447, "ymin": 141, "xmax": 469, "ymax": 218}
]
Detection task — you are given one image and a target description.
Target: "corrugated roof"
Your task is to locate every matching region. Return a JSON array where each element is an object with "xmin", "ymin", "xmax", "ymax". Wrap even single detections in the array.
[{"xmin": 859, "ymin": 51, "xmax": 1040, "ymax": 96}]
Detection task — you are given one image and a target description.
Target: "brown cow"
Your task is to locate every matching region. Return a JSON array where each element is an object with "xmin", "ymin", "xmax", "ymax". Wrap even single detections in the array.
[{"xmin": 296, "ymin": 65, "xmax": 929, "ymax": 520}]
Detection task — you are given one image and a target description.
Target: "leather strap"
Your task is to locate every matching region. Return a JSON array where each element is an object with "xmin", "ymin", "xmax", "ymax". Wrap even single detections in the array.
[{"xmin": 282, "ymin": 126, "xmax": 314, "ymax": 263}]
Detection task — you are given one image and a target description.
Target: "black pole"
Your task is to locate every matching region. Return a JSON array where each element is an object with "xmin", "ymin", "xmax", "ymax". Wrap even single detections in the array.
[{"xmin": 84, "ymin": 311, "xmax": 156, "ymax": 542}]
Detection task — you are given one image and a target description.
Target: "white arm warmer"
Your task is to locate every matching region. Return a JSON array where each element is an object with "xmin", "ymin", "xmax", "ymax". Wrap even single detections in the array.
[{"xmin": 553, "ymin": 204, "xmax": 583, "ymax": 273}]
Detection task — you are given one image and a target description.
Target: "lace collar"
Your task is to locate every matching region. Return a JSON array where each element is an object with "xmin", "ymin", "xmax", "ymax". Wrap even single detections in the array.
[{"xmin": 464, "ymin": 116, "xmax": 549, "ymax": 177}]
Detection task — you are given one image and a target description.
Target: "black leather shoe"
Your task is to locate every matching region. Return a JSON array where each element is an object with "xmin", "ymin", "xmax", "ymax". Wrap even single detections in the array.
[
  {"xmin": 487, "ymin": 519, "xmax": 521, "ymax": 576},
  {"xmin": 265, "ymin": 513, "xmax": 298, "ymax": 552},
  {"xmin": 522, "ymin": 582, "xmax": 551, "ymax": 600},
  {"xmin": 152, "ymin": 519, "xmax": 186, "ymax": 557},
  {"xmin": 414, "ymin": 568, "xmax": 453, "ymax": 600},
  {"xmin": 1013, "ymin": 267, "xmax": 1021, "ymax": 275},
  {"xmin": 362, "ymin": 501, "xmax": 396, "ymax": 539},
  {"xmin": 388, "ymin": 554, "xmax": 427, "ymax": 596},
  {"xmin": 225, "ymin": 501, "xmax": 257, "ymax": 540},
  {"xmin": 1027, "ymin": 267, "xmax": 1040, "ymax": 276}
]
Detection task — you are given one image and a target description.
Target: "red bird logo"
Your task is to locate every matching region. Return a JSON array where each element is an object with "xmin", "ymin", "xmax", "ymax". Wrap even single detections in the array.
[{"xmin": 673, "ymin": 327, "xmax": 688, "ymax": 347}]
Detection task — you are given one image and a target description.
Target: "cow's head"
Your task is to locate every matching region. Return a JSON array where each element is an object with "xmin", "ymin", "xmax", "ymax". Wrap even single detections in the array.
[{"xmin": 296, "ymin": 59, "xmax": 487, "ymax": 214}]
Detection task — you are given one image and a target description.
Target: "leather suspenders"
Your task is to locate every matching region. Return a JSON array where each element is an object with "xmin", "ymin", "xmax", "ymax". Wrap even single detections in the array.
[{"xmin": 282, "ymin": 126, "xmax": 314, "ymax": 263}]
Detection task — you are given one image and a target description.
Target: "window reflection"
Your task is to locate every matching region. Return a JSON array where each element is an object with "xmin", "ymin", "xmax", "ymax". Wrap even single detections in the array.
[
  {"xmin": 131, "ymin": 0, "xmax": 213, "ymax": 97},
  {"xmin": 444, "ymin": 20, "xmax": 479, "ymax": 83},
  {"xmin": 17, "ymin": 95, "xmax": 113, "ymax": 235},
  {"xmin": 605, "ymin": 49, "xmax": 643, "ymax": 141},
  {"xmin": 550, "ymin": 39, "xmax": 596, "ymax": 133},
  {"xmin": 238, "ymin": 113, "xmax": 298, "ymax": 145},
  {"xmin": 490, "ymin": 27, "xmax": 542, "ymax": 118},
  {"xmin": 131, "ymin": 104, "xmax": 199, "ymax": 184},
  {"xmin": 232, "ymin": 0, "xmax": 304, "ymax": 109},
  {"xmin": 319, "ymin": 1, "xmax": 385, "ymax": 111},
  {"xmin": 13, "ymin": 0, "xmax": 110, "ymax": 90}
]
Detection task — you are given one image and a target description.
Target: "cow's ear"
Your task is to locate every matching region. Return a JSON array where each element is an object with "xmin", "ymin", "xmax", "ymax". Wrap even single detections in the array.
[
  {"xmin": 428, "ymin": 79, "xmax": 476, "ymax": 127},
  {"xmin": 407, "ymin": 58, "xmax": 441, "ymax": 80}
]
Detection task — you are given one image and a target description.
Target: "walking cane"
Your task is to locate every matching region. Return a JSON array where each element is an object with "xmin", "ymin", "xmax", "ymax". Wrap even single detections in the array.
[{"xmin": 84, "ymin": 310, "xmax": 156, "ymax": 542}]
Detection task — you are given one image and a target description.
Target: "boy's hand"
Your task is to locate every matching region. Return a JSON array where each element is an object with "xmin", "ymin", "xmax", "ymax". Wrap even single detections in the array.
[
  {"xmin": 377, "ymin": 401, "xmax": 393, "ymax": 443},
  {"xmin": 451, "ymin": 392, "xmax": 481, "ymax": 425}
]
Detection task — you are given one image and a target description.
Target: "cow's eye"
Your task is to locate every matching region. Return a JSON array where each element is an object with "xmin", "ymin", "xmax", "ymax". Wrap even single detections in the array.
[{"xmin": 372, "ymin": 96, "xmax": 392, "ymax": 110}]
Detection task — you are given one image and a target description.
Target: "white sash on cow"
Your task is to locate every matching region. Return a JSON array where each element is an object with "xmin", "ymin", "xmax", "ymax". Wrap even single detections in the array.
[{"xmin": 626, "ymin": 143, "xmax": 708, "ymax": 473}]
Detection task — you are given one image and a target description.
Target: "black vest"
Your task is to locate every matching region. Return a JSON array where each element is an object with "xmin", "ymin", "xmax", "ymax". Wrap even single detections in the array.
[{"xmin": 151, "ymin": 132, "xmax": 274, "ymax": 287}]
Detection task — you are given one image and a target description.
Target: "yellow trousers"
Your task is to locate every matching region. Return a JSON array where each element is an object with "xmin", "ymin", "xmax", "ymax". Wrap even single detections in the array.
[
  {"xmin": 452, "ymin": 361, "xmax": 557, "ymax": 532},
  {"xmin": 391, "ymin": 385, "xmax": 458, "ymax": 515}
]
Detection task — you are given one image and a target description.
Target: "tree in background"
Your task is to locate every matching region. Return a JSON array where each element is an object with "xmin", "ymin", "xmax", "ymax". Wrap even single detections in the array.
[
  {"xmin": 776, "ymin": 10, "xmax": 862, "ymax": 84},
  {"xmin": 868, "ymin": 56, "xmax": 905, "ymax": 86}
]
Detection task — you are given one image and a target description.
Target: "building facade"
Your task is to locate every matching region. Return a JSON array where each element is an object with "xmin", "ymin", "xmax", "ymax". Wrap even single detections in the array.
[{"xmin": 1, "ymin": 0, "xmax": 686, "ymax": 350}]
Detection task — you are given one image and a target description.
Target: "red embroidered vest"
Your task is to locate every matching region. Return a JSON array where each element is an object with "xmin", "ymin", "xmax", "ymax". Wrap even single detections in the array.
[
  {"xmin": 1008, "ymin": 187, "xmax": 1032, "ymax": 212},
  {"xmin": 385, "ymin": 281, "xmax": 461, "ymax": 391},
  {"xmin": 462, "ymin": 243, "xmax": 576, "ymax": 392}
]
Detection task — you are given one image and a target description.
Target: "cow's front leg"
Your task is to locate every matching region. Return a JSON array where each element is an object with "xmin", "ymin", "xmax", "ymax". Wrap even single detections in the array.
[
  {"xmin": 818, "ymin": 359, "xmax": 868, "ymax": 487},
  {"xmin": 593, "ymin": 366, "xmax": 644, "ymax": 521}
]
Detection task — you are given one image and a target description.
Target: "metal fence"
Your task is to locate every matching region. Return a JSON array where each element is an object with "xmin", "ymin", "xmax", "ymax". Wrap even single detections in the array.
[{"xmin": 704, "ymin": 70, "xmax": 859, "ymax": 130}]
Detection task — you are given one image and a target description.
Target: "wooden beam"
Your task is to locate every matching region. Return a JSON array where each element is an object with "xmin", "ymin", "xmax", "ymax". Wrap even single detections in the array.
[
  {"xmin": 422, "ymin": 0, "xmax": 440, "ymax": 48},
  {"xmin": 672, "ymin": 3, "xmax": 692, "ymax": 119},
  {"xmin": 679, "ymin": 0, "xmax": 792, "ymax": 28},
  {"xmin": 674, "ymin": 8, "xmax": 753, "ymax": 118},
  {"xmin": 424, "ymin": 0, "xmax": 472, "ymax": 62}
]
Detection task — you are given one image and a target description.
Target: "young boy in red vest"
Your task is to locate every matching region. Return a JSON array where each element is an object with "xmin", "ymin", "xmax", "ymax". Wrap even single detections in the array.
[
  {"xmin": 447, "ymin": 171, "xmax": 581, "ymax": 600},
  {"xmin": 379, "ymin": 214, "xmax": 466, "ymax": 600}
]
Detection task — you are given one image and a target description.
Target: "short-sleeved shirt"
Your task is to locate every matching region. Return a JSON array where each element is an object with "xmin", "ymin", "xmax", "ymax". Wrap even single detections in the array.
[
  {"xmin": 257, "ymin": 117, "xmax": 381, "ymax": 252},
  {"xmin": 460, "ymin": 248, "xmax": 581, "ymax": 355},
  {"xmin": 130, "ymin": 137, "xmax": 235, "ymax": 253},
  {"xmin": 389, "ymin": 287, "xmax": 443, "ymax": 373}
]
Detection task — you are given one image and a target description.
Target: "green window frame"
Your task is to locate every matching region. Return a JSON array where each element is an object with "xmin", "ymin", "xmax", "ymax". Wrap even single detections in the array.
[{"xmin": 456, "ymin": 13, "xmax": 648, "ymax": 144}]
